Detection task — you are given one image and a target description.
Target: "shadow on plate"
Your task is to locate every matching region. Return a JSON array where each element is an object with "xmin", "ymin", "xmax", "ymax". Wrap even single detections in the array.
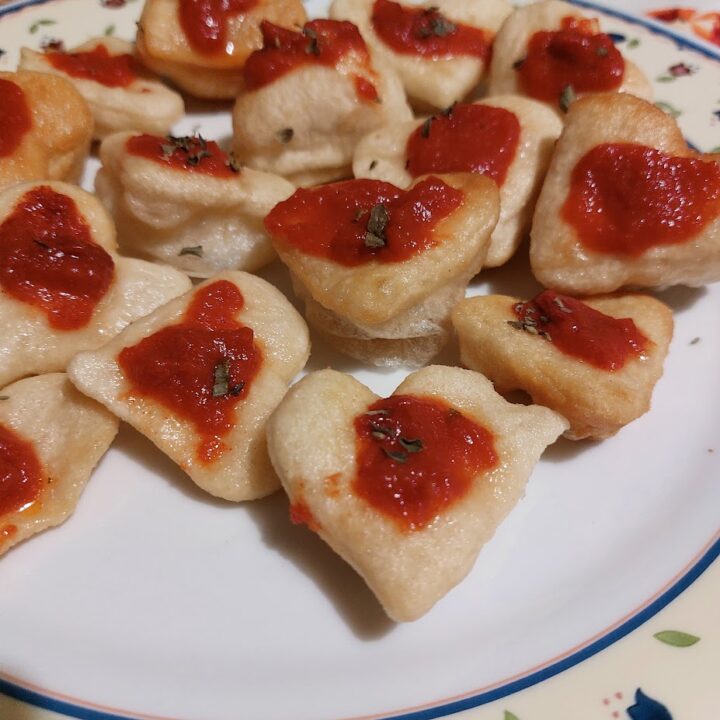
[
  {"xmin": 112, "ymin": 424, "xmax": 235, "ymax": 509},
  {"xmin": 542, "ymin": 435, "xmax": 601, "ymax": 463},
  {"xmin": 245, "ymin": 492, "xmax": 395, "ymax": 641},
  {"xmin": 653, "ymin": 284, "xmax": 707, "ymax": 314}
]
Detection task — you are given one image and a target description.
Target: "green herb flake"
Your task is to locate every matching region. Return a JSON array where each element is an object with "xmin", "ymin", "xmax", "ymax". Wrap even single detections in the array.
[
  {"xmin": 30, "ymin": 19, "xmax": 56, "ymax": 34},
  {"xmin": 382, "ymin": 448, "xmax": 408, "ymax": 463},
  {"xmin": 369, "ymin": 160, "xmax": 377, "ymax": 171},
  {"xmin": 0, "ymin": 395, "xmax": 9, "ymax": 401},
  {"xmin": 212, "ymin": 359, "xmax": 231, "ymax": 398},
  {"xmin": 627, "ymin": 37, "xmax": 640, "ymax": 49},
  {"xmin": 179, "ymin": 245, "xmax": 203, "ymax": 258},
  {"xmin": 559, "ymin": 84, "xmax": 576, "ymax": 113},
  {"xmin": 364, "ymin": 203, "xmax": 389, "ymax": 249},
  {"xmin": 512, "ymin": 57, "xmax": 526, "ymax": 70},
  {"xmin": 690, "ymin": 337, "xmax": 701, "ymax": 345},
  {"xmin": 654, "ymin": 630, "xmax": 700, "ymax": 647},
  {"xmin": 226, "ymin": 152, "xmax": 242, "ymax": 173},
  {"xmin": 420, "ymin": 115, "xmax": 435, "ymax": 138},
  {"xmin": 303, "ymin": 26, "xmax": 320, "ymax": 55},
  {"xmin": 440, "ymin": 102, "xmax": 456, "ymax": 117},
  {"xmin": 595, "ymin": 45, "xmax": 608, "ymax": 57},
  {"xmin": 504, "ymin": 712, "xmax": 521, "ymax": 720},
  {"xmin": 104, "ymin": 24, "xmax": 116, "ymax": 37},
  {"xmin": 277, "ymin": 127, "xmax": 294, "ymax": 144},
  {"xmin": 399, "ymin": 437, "xmax": 424, "ymax": 453}
]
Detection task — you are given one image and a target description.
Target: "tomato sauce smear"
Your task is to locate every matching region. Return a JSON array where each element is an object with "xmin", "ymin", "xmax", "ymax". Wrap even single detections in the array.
[
  {"xmin": 405, "ymin": 103, "xmax": 520, "ymax": 184},
  {"xmin": 0, "ymin": 186, "xmax": 115, "ymax": 331},
  {"xmin": 371, "ymin": 0, "xmax": 490, "ymax": 59},
  {"xmin": 562, "ymin": 142, "xmax": 720, "ymax": 256},
  {"xmin": 118, "ymin": 281, "xmax": 262, "ymax": 464},
  {"xmin": 126, "ymin": 134, "xmax": 240, "ymax": 178},
  {"xmin": 512, "ymin": 290, "xmax": 648, "ymax": 371},
  {"xmin": 47, "ymin": 45, "xmax": 140, "ymax": 87},
  {"xmin": 243, "ymin": 19, "xmax": 379, "ymax": 102},
  {"xmin": 0, "ymin": 424, "xmax": 43, "ymax": 519},
  {"xmin": 264, "ymin": 176, "xmax": 463, "ymax": 266},
  {"xmin": 0, "ymin": 79, "xmax": 32, "ymax": 157},
  {"xmin": 179, "ymin": 0, "xmax": 259, "ymax": 56},
  {"xmin": 517, "ymin": 16, "xmax": 624, "ymax": 102},
  {"xmin": 353, "ymin": 395, "xmax": 497, "ymax": 531}
]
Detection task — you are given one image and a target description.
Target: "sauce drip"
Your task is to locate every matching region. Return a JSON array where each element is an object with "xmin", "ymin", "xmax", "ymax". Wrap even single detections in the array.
[
  {"xmin": 0, "ymin": 424, "xmax": 43, "ymax": 518},
  {"xmin": 47, "ymin": 45, "xmax": 140, "ymax": 87},
  {"xmin": 353, "ymin": 395, "xmax": 497, "ymax": 531},
  {"xmin": 0, "ymin": 79, "xmax": 32, "ymax": 158},
  {"xmin": 179, "ymin": 0, "xmax": 259, "ymax": 56},
  {"xmin": 118, "ymin": 281, "xmax": 262, "ymax": 464},
  {"xmin": 243, "ymin": 20, "xmax": 379, "ymax": 102},
  {"xmin": 126, "ymin": 134, "xmax": 240, "ymax": 178},
  {"xmin": 517, "ymin": 16, "xmax": 624, "ymax": 103},
  {"xmin": 562, "ymin": 142, "xmax": 720, "ymax": 256},
  {"xmin": 264, "ymin": 176, "xmax": 463, "ymax": 267},
  {"xmin": 511, "ymin": 290, "xmax": 648, "ymax": 371},
  {"xmin": 289, "ymin": 501, "xmax": 321, "ymax": 531},
  {"xmin": 0, "ymin": 186, "xmax": 114, "ymax": 330},
  {"xmin": 371, "ymin": 0, "xmax": 490, "ymax": 59},
  {"xmin": 405, "ymin": 103, "xmax": 520, "ymax": 184}
]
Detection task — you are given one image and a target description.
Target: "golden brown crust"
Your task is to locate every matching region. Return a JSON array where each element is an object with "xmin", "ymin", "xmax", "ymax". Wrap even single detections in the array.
[
  {"xmin": 136, "ymin": 0, "xmax": 307, "ymax": 99},
  {"xmin": 529, "ymin": 93, "xmax": 720, "ymax": 293},
  {"xmin": 0, "ymin": 71, "xmax": 93, "ymax": 192},
  {"xmin": 452, "ymin": 292, "xmax": 674, "ymax": 439}
]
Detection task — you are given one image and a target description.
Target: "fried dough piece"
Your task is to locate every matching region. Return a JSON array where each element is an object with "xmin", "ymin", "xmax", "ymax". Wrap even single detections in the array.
[
  {"xmin": 530, "ymin": 93, "xmax": 720, "ymax": 293},
  {"xmin": 0, "ymin": 181, "xmax": 191, "ymax": 387},
  {"xmin": 329, "ymin": 0, "xmax": 511, "ymax": 110},
  {"xmin": 265, "ymin": 173, "xmax": 499, "ymax": 366},
  {"xmin": 19, "ymin": 38, "xmax": 184, "ymax": 140},
  {"xmin": 487, "ymin": 0, "xmax": 651, "ymax": 112},
  {"xmin": 68, "ymin": 272, "xmax": 310, "ymax": 502},
  {"xmin": 0, "ymin": 71, "xmax": 93, "ymax": 191},
  {"xmin": 267, "ymin": 365, "xmax": 567, "ymax": 621},
  {"xmin": 96, "ymin": 132, "xmax": 295, "ymax": 277},
  {"xmin": 136, "ymin": 0, "xmax": 307, "ymax": 99},
  {"xmin": 0, "ymin": 373, "xmax": 118, "ymax": 557},
  {"xmin": 353, "ymin": 96, "xmax": 562, "ymax": 267},
  {"xmin": 453, "ymin": 292, "xmax": 673, "ymax": 439},
  {"xmin": 232, "ymin": 20, "xmax": 412, "ymax": 186}
]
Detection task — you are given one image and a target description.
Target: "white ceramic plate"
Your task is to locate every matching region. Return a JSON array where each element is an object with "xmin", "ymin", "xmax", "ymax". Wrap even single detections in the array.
[{"xmin": 0, "ymin": 2, "xmax": 718, "ymax": 719}]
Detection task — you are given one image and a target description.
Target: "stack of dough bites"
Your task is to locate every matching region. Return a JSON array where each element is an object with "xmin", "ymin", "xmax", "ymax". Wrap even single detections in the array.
[{"xmin": 2, "ymin": 0, "xmax": 718, "ymax": 626}]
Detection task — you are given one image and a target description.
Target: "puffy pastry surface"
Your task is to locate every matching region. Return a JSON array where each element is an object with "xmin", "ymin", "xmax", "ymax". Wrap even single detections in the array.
[
  {"xmin": 329, "ymin": 0, "xmax": 512, "ymax": 110},
  {"xmin": 266, "ymin": 365, "xmax": 567, "ymax": 621},
  {"xmin": 232, "ymin": 50, "xmax": 412, "ymax": 185},
  {"xmin": 353, "ymin": 96, "xmax": 562, "ymax": 267},
  {"xmin": 530, "ymin": 93, "xmax": 720, "ymax": 293},
  {"xmin": 136, "ymin": 0, "xmax": 307, "ymax": 99},
  {"xmin": 68, "ymin": 272, "xmax": 310, "ymax": 502},
  {"xmin": 270, "ymin": 173, "xmax": 499, "ymax": 366},
  {"xmin": 0, "ymin": 181, "xmax": 191, "ymax": 387},
  {"xmin": 453, "ymin": 293, "xmax": 673, "ymax": 440},
  {"xmin": 19, "ymin": 38, "xmax": 184, "ymax": 140},
  {"xmin": 96, "ymin": 132, "xmax": 295, "ymax": 277},
  {"xmin": 486, "ymin": 0, "xmax": 652, "ymax": 111},
  {"xmin": 0, "ymin": 70, "xmax": 93, "ymax": 192},
  {"xmin": 0, "ymin": 373, "xmax": 118, "ymax": 557}
]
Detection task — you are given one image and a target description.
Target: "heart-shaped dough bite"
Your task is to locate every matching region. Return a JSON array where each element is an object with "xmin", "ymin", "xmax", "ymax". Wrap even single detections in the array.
[
  {"xmin": 68, "ymin": 272, "xmax": 310, "ymax": 501},
  {"xmin": 530, "ymin": 93, "xmax": 720, "ymax": 294},
  {"xmin": 95, "ymin": 132, "xmax": 295, "ymax": 277},
  {"xmin": 0, "ymin": 373, "xmax": 118, "ymax": 557},
  {"xmin": 232, "ymin": 19, "xmax": 412, "ymax": 186},
  {"xmin": 486, "ymin": 0, "xmax": 651, "ymax": 113},
  {"xmin": 329, "ymin": 0, "xmax": 511, "ymax": 110},
  {"xmin": 0, "ymin": 181, "xmax": 191, "ymax": 387},
  {"xmin": 136, "ymin": 0, "xmax": 308, "ymax": 99},
  {"xmin": 0, "ymin": 71, "xmax": 93, "ymax": 192},
  {"xmin": 19, "ymin": 38, "xmax": 184, "ymax": 141},
  {"xmin": 453, "ymin": 291, "xmax": 673, "ymax": 439},
  {"xmin": 267, "ymin": 365, "xmax": 567, "ymax": 621},
  {"xmin": 353, "ymin": 97, "xmax": 562, "ymax": 267},
  {"xmin": 265, "ymin": 173, "xmax": 499, "ymax": 366}
]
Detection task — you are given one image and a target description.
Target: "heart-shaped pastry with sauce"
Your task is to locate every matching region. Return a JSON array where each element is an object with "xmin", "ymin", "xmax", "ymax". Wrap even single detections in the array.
[
  {"xmin": 453, "ymin": 290, "xmax": 673, "ymax": 439},
  {"xmin": 0, "ymin": 373, "xmax": 118, "ymax": 557},
  {"xmin": 0, "ymin": 71, "xmax": 93, "ymax": 192},
  {"xmin": 267, "ymin": 364, "xmax": 567, "ymax": 622},
  {"xmin": 264, "ymin": 172, "xmax": 499, "ymax": 366},
  {"xmin": 530, "ymin": 92, "xmax": 720, "ymax": 293},
  {"xmin": 353, "ymin": 96, "xmax": 562, "ymax": 267},
  {"xmin": 329, "ymin": 0, "xmax": 512, "ymax": 110},
  {"xmin": 20, "ymin": 37, "xmax": 184, "ymax": 140},
  {"xmin": 0, "ymin": 181, "xmax": 191, "ymax": 388},
  {"xmin": 68, "ymin": 272, "xmax": 310, "ymax": 502},
  {"xmin": 486, "ymin": 0, "xmax": 652, "ymax": 113}
]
